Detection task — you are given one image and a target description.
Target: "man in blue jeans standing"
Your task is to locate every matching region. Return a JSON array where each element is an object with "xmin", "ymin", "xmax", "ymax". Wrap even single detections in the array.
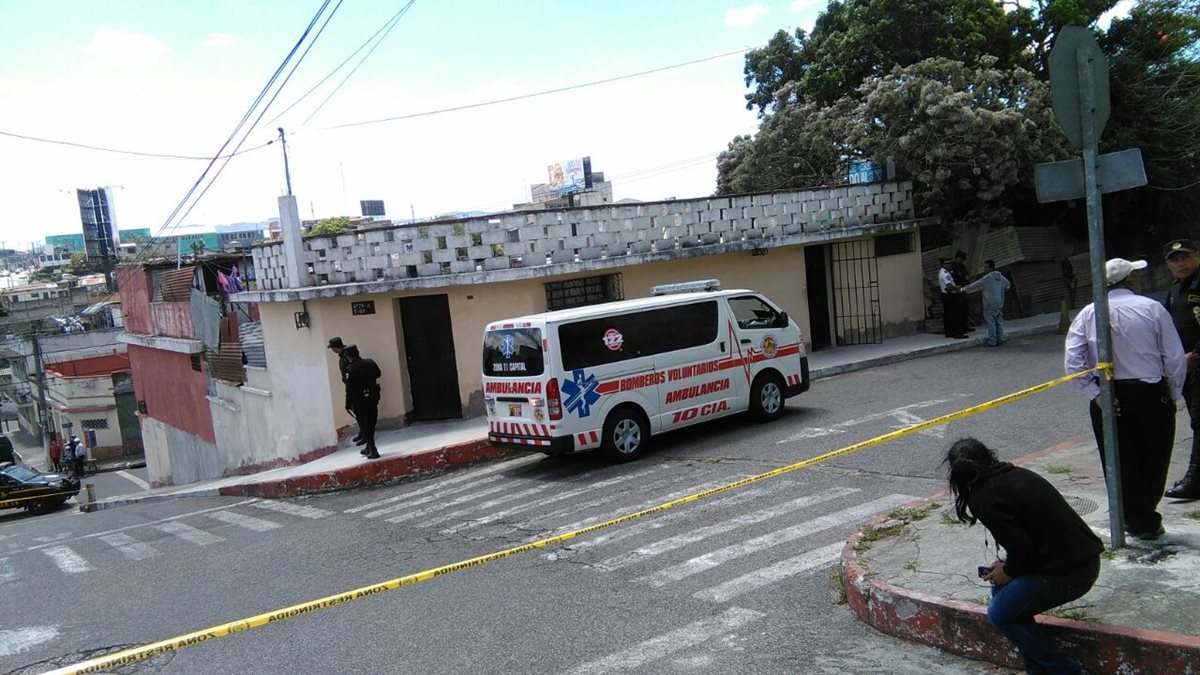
[
  {"xmin": 944, "ymin": 438, "xmax": 1103, "ymax": 674},
  {"xmin": 963, "ymin": 259, "xmax": 1011, "ymax": 346}
]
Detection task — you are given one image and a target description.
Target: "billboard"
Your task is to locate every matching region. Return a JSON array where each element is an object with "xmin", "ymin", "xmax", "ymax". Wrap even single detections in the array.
[
  {"xmin": 360, "ymin": 200, "xmax": 386, "ymax": 217},
  {"xmin": 547, "ymin": 156, "xmax": 592, "ymax": 195}
]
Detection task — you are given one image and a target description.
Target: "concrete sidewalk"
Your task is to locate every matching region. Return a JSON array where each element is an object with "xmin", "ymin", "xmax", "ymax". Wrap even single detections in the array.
[
  {"xmin": 90, "ymin": 312, "xmax": 1064, "ymax": 509},
  {"xmin": 842, "ymin": 433, "xmax": 1200, "ymax": 673}
]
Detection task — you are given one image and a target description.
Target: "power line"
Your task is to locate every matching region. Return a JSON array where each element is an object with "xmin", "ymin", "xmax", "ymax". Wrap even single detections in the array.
[
  {"xmin": 267, "ymin": 0, "xmax": 416, "ymax": 128},
  {"xmin": 325, "ymin": 47, "xmax": 748, "ymax": 130},
  {"xmin": 0, "ymin": 130, "xmax": 272, "ymax": 161},
  {"xmin": 134, "ymin": 0, "xmax": 339, "ymax": 262}
]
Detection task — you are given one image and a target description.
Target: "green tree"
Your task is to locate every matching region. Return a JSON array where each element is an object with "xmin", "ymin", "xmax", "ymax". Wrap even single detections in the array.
[
  {"xmin": 743, "ymin": 0, "xmax": 1028, "ymax": 114},
  {"xmin": 306, "ymin": 216, "xmax": 353, "ymax": 238},
  {"xmin": 1097, "ymin": 0, "xmax": 1200, "ymax": 242},
  {"xmin": 849, "ymin": 57, "xmax": 1071, "ymax": 224}
]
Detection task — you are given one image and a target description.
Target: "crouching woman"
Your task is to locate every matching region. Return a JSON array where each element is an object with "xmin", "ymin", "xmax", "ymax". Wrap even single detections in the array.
[{"xmin": 944, "ymin": 438, "xmax": 1104, "ymax": 675}]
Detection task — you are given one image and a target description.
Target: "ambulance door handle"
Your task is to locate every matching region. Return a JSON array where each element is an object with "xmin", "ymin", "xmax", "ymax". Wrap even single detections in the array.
[
  {"xmin": 719, "ymin": 341, "xmax": 726, "ymax": 352},
  {"xmin": 740, "ymin": 339, "xmax": 752, "ymax": 345}
]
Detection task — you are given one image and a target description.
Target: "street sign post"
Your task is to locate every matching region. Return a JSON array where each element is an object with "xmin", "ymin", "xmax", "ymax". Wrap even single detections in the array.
[{"xmin": 1040, "ymin": 26, "xmax": 1139, "ymax": 548}]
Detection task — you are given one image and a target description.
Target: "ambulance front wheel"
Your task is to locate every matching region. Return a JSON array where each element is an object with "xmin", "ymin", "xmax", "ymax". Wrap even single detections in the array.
[
  {"xmin": 750, "ymin": 372, "xmax": 785, "ymax": 422},
  {"xmin": 602, "ymin": 407, "xmax": 649, "ymax": 462}
]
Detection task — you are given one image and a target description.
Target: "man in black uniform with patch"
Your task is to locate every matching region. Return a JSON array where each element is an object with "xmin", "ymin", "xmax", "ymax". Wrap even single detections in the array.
[
  {"xmin": 1163, "ymin": 238, "xmax": 1200, "ymax": 499},
  {"xmin": 328, "ymin": 337, "xmax": 364, "ymax": 445},
  {"xmin": 343, "ymin": 345, "xmax": 383, "ymax": 460}
]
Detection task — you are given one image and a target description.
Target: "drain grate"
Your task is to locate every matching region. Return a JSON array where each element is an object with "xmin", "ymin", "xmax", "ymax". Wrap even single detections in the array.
[{"xmin": 1063, "ymin": 494, "xmax": 1099, "ymax": 516}]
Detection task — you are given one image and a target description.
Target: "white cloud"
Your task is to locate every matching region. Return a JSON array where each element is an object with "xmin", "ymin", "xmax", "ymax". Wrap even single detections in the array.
[
  {"xmin": 724, "ymin": 4, "xmax": 770, "ymax": 28},
  {"xmin": 203, "ymin": 32, "xmax": 238, "ymax": 48},
  {"xmin": 82, "ymin": 29, "xmax": 167, "ymax": 64},
  {"xmin": 789, "ymin": 0, "xmax": 820, "ymax": 11},
  {"xmin": 1098, "ymin": 0, "xmax": 1135, "ymax": 30}
]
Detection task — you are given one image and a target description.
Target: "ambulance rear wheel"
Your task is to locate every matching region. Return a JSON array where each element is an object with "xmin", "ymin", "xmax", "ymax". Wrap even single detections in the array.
[
  {"xmin": 602, "ymin": 407, "xmax": 649, "ymax": 462},
  {"xmin": 750, "ymin": 372, "xmax": 785, "ymax": 422}
]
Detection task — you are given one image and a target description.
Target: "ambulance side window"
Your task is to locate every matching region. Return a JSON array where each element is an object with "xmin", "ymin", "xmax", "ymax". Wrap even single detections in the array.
[
  {"xmin": 729, "ymin": 295, "xmax": 782, "ymax": 330},
  {"xmin": 559, "ymin": 301, "xmax": 718, "ymax": 370}
]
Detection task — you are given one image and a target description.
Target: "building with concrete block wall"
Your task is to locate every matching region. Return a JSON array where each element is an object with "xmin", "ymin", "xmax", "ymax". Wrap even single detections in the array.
[{"xmin": 219, "ymin": 180, "xmax": 931, "ymax": 473}]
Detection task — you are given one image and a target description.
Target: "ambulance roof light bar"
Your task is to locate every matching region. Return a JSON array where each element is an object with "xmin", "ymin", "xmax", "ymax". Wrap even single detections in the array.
[{"xmin": 650, "ymin": 279, "xmax": 721, "ymax": 296}]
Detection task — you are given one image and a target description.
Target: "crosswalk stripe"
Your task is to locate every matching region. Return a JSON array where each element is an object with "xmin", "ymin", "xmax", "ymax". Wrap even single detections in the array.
[
  {"xmin": 440, "ymin": 467, "xmax": 660, "ymax": 535},
  {"xmin": 637, "ymin": 494, "xmax": 914, "ymax": 587},
  {"xmin": 251, "ymin": 500, "xmax": 332, "ymax": 519},
  {"xmin": 42, "ymin": 546, "xmax": 92, "ymax": 574},
  {"xmin": 554, "ymin": 482, "xmax": 784, "ymax": 558},
  {"xmin": 153, "ymin": 521, "xmax": 225, "ymax": 546},
  {"xmin": 564, "ymin": 607, "xmax": 765, "ymax": 675},
  {"xmin": 539, "ymin": 479, "xmax": 729, "ymax": 540},
  {"xmin": 384, "ymin": 482, "xmax": 521, "ymax": 524},
  {"xmin": 0, "ymin": 557, "xmax": 16, "ymax": 584},
  {"xmin": 362, "ymin": 476, "xmax": 514, "ymax": 519},
  {"xmin": 208, "ymin": 510, "xmax": 283, "ymax": 532},
  {"xmin": 694, "ymin": 541, "xmax": 844, "ymax": 602},
  {"xmin": 342, "ymin": 456, "xmax": 540, "ymax": 513},
  {"xmin": 596, "ymin": 486, "xmax": 857, "ymax": 570},
  {"xmin": 416, "ymin": 485, "xmax": 550, "ymax": 529},
  {"xmin": 100, "ymin": 533, "xmax": 159, "ymax": 561}
]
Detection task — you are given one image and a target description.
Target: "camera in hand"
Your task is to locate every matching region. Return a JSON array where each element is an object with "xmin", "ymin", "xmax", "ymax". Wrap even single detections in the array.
[{"xmin": 977, "ymin": 565, "xmax": 992, "ymax": 579}]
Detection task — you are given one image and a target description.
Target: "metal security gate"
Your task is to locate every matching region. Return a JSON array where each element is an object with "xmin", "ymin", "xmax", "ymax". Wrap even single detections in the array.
[{"xmin": 830, "ymin": 240, "xmax": 882, "ymax": 345}]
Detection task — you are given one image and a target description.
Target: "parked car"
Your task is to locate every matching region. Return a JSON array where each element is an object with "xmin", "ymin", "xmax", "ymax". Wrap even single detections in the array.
[
  {"xmin": 0, "ymin": 434, "xmax": 14, "ymax": 464},
  {"xmin": 0, "ymin": 462, "xmax": 80, "ymax": 515}
]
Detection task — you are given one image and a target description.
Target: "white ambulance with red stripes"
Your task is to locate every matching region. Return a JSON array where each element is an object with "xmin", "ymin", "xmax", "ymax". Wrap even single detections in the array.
[{"xmin": 481, "ymin": 279, "xmax": 809, "ymax": 461}]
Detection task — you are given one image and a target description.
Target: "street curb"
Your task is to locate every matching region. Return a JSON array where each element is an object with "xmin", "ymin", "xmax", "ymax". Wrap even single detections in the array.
[
  {"xmin": 216, "ymin": 439, "xmax": 513, "ymax": 499},
  {"xmin": 91, "ymin": 488, "xmax": 220, "ymax": 511},
  {"xmin": 811, "ymin": 322, "xmax": 1057, "ymax": 380},
  {"xmin": 840, "ymin": 496, "xmax": 1200, "ymax": 672}
]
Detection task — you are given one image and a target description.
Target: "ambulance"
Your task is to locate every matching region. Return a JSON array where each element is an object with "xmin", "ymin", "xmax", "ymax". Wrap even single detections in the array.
[{"xmin": 482, "ymin": 279, "xmax": 809, "ymax": 461}]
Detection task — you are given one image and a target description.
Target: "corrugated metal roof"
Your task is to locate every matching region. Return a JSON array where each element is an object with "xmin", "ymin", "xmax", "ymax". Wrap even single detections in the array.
[
  {"xmin": 207, "ymin": 344, "xmax": 245, "ymax": 384},
  {"xmin": 161, "ymin": 267, "xmax": 196, "ymax": 302},
  {"xmin": 239, "ymin": 321, "xmax": 267, "ymax": 368}
]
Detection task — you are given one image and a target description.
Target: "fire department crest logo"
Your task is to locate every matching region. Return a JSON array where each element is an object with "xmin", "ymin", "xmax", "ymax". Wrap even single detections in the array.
[{"xmin": 761, "ymin": 335, "xmax": 778, "ymax": 359}]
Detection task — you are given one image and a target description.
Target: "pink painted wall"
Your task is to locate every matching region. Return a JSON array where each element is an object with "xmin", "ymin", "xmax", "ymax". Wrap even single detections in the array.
[{"xmin": 128, "ymin": 344, "xmax": 215, "ymax": 443}]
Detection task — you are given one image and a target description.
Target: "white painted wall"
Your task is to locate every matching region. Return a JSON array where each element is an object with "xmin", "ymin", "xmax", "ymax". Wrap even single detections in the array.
[{"xmin": 139, "ymin": 415, "xmax": 220, "ymax": 486}]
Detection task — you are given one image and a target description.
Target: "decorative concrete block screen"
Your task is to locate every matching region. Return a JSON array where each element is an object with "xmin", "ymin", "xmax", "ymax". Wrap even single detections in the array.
[{"xmin": 253, "ymin": 181, "xmax": 914, "ymax": 290}]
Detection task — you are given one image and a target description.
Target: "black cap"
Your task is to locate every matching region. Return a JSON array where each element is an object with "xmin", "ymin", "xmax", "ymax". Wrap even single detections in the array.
[
  {"xmin": 327, "ymin": 337, "xmax": 344, "ymax": 349},
  {"xmin": 1164, "ymin": 239, "xmax": 1197, "ymax": 259}
]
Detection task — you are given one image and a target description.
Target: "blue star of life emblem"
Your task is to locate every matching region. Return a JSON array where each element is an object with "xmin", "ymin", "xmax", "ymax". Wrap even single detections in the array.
[
  {"xmin": 500, "ymin": 335, "xmax": 516, "ymax": 359},
  {"xmin": 561, "ymin": 369, "xmax": 601, "ymax": 418}
]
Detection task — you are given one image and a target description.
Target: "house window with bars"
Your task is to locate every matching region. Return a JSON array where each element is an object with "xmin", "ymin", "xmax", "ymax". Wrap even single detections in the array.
[
  {"xmin": 545, "ymin": 274, "xmax": 623, "ymax": 311},
  {"xmin": 81, "ymin": 418, "xmax": 109, "ymax": 430}
]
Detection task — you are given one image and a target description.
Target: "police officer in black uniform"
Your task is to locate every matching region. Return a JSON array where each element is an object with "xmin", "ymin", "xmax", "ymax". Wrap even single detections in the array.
[
  {"xmin": 1163, "ymin": 239, "xmax": 1200, "ymax": 499},
  {"xmin": 328, "ymin": 337, "xmax": 364, "ymax": 445},
  {"xmin": 343, "ymin": 345, "xmax": 383, "ymax": 460}
]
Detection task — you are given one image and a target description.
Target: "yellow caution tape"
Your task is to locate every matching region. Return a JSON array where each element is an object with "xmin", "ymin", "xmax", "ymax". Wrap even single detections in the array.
[
  {"xmin": 0, "ymin": 490, "xmax": 81, "ymax": 510},
  {"xmin": 46, "ymin": 365, "xmax": 1111, "ymax": 675}
]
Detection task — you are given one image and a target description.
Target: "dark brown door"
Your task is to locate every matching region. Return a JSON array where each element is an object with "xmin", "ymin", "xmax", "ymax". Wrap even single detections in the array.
[{"xmin": 399, "ymin": 295, "xmax": 463, "ymax": 420}]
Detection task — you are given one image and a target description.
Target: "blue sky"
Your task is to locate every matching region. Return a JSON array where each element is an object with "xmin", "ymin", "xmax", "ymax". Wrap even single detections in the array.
[
  {"xmin": 0, "ymin": 1, "xmax": 828, "ymax": 247},
  {"xmin": 0, "ymin": 0, "xmax": 1132, "ymax": 249}
]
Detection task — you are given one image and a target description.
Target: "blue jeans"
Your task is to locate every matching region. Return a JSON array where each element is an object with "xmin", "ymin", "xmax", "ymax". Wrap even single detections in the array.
[
  {"xmin": 983, "ymin": 308, "xmax": 1004, "ymax": 345},
  {"xmin": 988, "ymin": 563, "xmax": 1098, "ymax": 674}
]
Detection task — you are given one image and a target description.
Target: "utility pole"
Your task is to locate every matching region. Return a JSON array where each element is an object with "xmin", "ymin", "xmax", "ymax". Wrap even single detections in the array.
[
  {"xmin": 31, "ymin": 332, "xmax": 50, "ymax": 453},
  {"xmin": 277, "ymin": 127, "xmax": 293, "ymax": 197}
]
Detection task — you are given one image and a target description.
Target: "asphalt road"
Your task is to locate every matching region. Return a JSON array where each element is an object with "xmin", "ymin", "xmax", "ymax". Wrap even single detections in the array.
[{"xmin": 1, "ymin": 332, "xmax": 1095, "ymax": 674}]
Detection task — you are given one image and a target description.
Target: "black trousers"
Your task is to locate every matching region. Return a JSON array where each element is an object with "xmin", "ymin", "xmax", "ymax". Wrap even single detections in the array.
[
  {"xmin": 353, "ymin": 400, "xmax": 379, "ymax": 448},
  {"xmin": 1089, "ymin": 379, "xmax": 1175, "ymax": 533},
  {"xmin": 941, "ymin": 292, "xmax": 965, "ymax": 336},
  {"xmin": 1182, "ymin": 364, "xmax": 1200, "ymax": 464}
]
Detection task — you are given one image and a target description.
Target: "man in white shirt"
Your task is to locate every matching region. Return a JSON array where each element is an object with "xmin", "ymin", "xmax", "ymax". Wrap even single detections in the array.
[
  {"xmin": 1064, "ymin": 258, "xmax": 1187, "ymax": 540},
  {"xmin": 938, "ymin": 258, "xmax": 968, "ymax": 339}
]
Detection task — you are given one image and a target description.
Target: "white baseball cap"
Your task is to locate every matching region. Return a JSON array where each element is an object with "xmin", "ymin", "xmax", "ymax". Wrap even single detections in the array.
[{"xmin": 1105, "ymin": 258, "xmax": 1148, "ymax": 285}]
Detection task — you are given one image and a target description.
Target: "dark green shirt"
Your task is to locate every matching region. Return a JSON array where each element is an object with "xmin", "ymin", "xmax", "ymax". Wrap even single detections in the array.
[{"xmin": 1164, "ymin": 270, "xmax": 1200, "ymax": 354}]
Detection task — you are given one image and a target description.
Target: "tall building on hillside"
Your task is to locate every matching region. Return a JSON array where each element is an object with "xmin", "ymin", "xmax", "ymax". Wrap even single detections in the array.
[{"xmin": 76, "ymin": 187, "xmax": 121, "ymax": 260}]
